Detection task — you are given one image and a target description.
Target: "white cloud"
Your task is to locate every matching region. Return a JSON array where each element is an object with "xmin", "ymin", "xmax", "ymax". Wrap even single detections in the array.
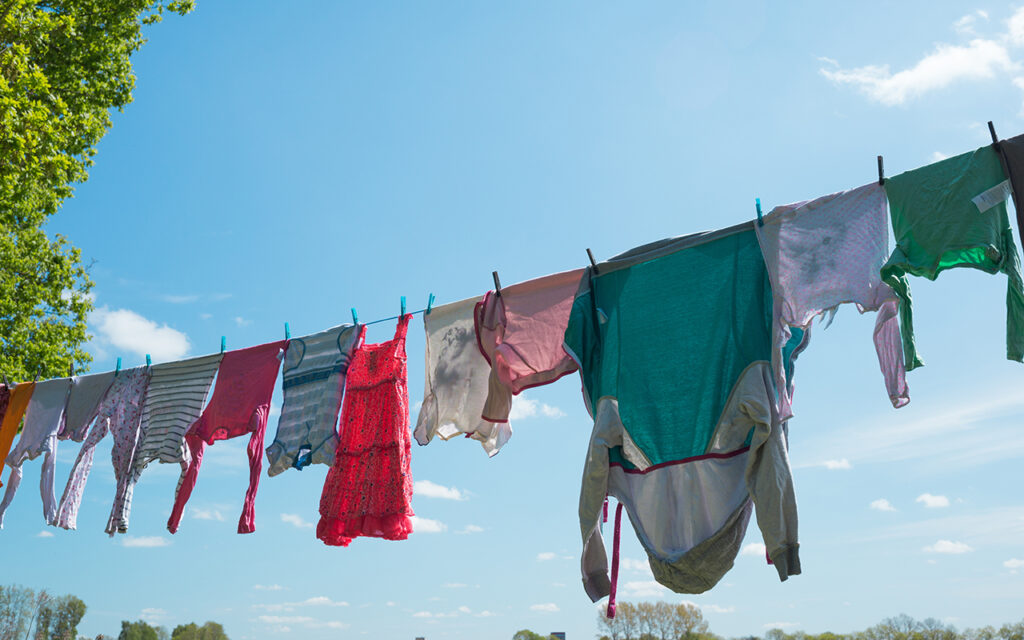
[
  {"xmin": 536, "ymin": 552, "xmax": 557, "ymax": 561},
  {"xmin": 234, "ymin": 316, "xmax": 252, "ymax": 328},
  {"xmin": 929, "ymin": 151, "xmax": 950, "ymax": 163},
  {"xmin": 530, "ymin": 603, "xmax": 560, "ymax": 613},
  {"xmin": 458, "ymin": 606, "xmax": 471, "ymax": 614},
  {"xmin": 161, "ymin": 294, "xmax": 200, "ymax": 304},
  {"xmin": 413, "ymin": 480, "xmax": 466, "ymax": 501},
  {"xmin": 121, "ymin": 536, "xmax": 171, "ymax": 548},
  {"xmin": 702, "ymin": 604, "xmax": 736, "ymax": 614},
  {"xmin": 442, "ymin": 583, "xmax": 467, "ymax": 588},
  {"xmin": 254, "ymin": 585, "xmax": 284, "ymax": 591},
  {"xmin": 740, "ymin": 542, "xmax": 767, "ymax": 557},
  {"xmin": 620, "ymin": 557, "xmax": 651, "ymax": 572},
  {"xmin": 258, "ymin": 616, "xmax": 314, "ymax": 624},
  {"xmin": 820, "ymin": 38, "xmax": 1014, "ymax": 105},
  {"xmin": 386, "ymin": 601, "xmax": 396, "ymax": 607},
  {"xmin": 1009, "ymin": 7, "xmax": 1024, "ymax": 45},
  {"xmin": 764, "ymin": 622, "xmax": 801, "ymax": 629},
  {"xmin": 870, "ymin": 499, "xmax": 897, "ymax": 512},
  {"xmin": 90, "ymin": 306, "xmax": 191, "ymax": 362},
  {"xmin": 410, "ymin": 515, "xmax": 447, "ymax": 533},
  {"xmin": 301, "ymin": 597, "xmax": 348, "ymax": 607},
  {"xmin": 280, "ymin": 513, "xmax": 314, "ymax": 529},
  {"xmin": 140, "ymin": 608, "xmax": 167, "ymax": 623},
  {"xmin": 917, "ymin": 493, "xmax": 951, "ymax": 508},
  {"xmin": 475, "ymin": 610, "xmax": 497, "ymax": 617},
  {"xmin": 621, "ymin": 580, "xmax": 668, "ymax": 598},
  {"xmin": 509, "ymin": 395, "xmax": 565, "ymax": 421},
  {"xmin": 199, "ymin": 313, "xmax": 213, "ymax": 320},
  {"xmin": 191, "ymin": 507, "xmax": 225, "ymax": 521},
  {"xmin": 821, "ymin": 458, "xmax": 852, "ymax": 470},
  {"xmin": 923, "ymin": 540, "xmax": 973, "ymax": 554},
  {"xmin": 413, "ymin": 612, "xmax": 433, "ymax": 618},
  {"xmin": 954, "ymin": 10, "xmax": 989, "ymax": 36},
  {"xmin": 457, "ymin": 524, "xmax": 484, "ymax": 534},
  {"xmin": 36, "ymin": 530, "xmax": 54, "ymax": 538},
  {"xmin": 1004, "ymin": 558, "xmax": 1024, "ymax": 569}
]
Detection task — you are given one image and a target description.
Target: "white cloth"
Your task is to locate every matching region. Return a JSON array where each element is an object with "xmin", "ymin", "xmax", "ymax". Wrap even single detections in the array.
[
  {"xmin": 414, "ymin": 296, "xmax": 505, "ymax": 456},
  {"xmin": 0, "ymin": 378, "xmax": 72, "ymax": 527}
]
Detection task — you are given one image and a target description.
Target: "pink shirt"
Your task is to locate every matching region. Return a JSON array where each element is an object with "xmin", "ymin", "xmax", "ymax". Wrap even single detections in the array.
[
  {"xmin": 756, "ymin": 182, "xmax": 909, "ymax": 419},
  {"xmin": 167, "ymin": 340, "xmax": 287, "ymax": 534},
  {"xmin": 475, "ymin": 268, "xmax": 583, "ymax": 423}
]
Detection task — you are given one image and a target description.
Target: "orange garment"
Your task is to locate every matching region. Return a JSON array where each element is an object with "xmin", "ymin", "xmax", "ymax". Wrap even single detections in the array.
[{"xmin": 0, "ymin": 383, "xmax": 35, "ymax": 489}]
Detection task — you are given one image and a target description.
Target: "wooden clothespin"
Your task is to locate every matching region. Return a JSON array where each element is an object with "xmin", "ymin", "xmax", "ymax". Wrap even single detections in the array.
[{"xmin": 878, "ymin": 155, "xmax": 885, "ymax": 186}]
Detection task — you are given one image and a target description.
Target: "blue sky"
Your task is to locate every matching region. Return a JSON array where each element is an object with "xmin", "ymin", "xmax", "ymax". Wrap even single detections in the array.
[{"xmin": 6, "ymin": 1, "xmax": 1024, "ymax": 638}]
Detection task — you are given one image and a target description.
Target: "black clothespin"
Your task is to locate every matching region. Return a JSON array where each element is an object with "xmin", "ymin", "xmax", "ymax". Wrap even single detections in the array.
[
  {"xmin": 587, "ymin": 248, "xmax": 599, "ymax": 275},
  {"xmin": 115, "ymin": 357, "xmax": 122, "ymax": 377},
  {"xmin": 425, "ymin": 293, "xmax": 435, "ymax": 315},
  {"xmin": 220, "ymin": 336, "xmax": 226, "ymax": 354},
  {"xmin": 755, "ymin": 198, "xmax": 763, "ymax": 227},
  {"xmin": 284, "ymin": 322, "xmax": 291, "ymax": 340},
  {"xmin": 351, "ymin": 308, "xmax": 359, "ymax": 325},
  {"xmin": 401, "ymin": 296, "xmax": 407, "ymax": 316},
  {"xmin": 68, "ymin": 363, "xmax": 74, "ymax": 378},
  {"xmin": 878, "ymin": 155, "xmax": 885, "ymax": 186},
  {"xmin": 989, "ymin": 121, "xmax": 1000, "ymax": 146},
  {"xmin": 492, "ymin": 271, "xmax": 502, "ymax": 297},
  {"xmin": 2, "ymin": 373, "xmax": 10, "ymax": 388},
  {"xmin": 34, "ymin": 366, "xmax": 42, "ymax": 382}
]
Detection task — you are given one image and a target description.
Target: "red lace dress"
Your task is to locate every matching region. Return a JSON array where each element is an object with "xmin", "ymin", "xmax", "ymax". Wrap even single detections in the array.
[{"xmin": 317, "ymin": 314, "xmax": 414, "ymax": 546}]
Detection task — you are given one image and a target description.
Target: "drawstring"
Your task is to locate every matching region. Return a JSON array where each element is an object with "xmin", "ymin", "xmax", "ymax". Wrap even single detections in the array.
[
  {"xmin": 607, "ymin": 502, "xmax": 624, "ymax": 619},
  {"xmin": 603, "ymin": 497, "xmax": 608, "ymax": 523}
]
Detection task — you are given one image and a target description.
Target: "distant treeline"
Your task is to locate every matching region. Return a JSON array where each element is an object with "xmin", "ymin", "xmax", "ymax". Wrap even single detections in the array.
[
  {"xmin": 0, "ymin": 585, "xmax": 228, "ymax": 640},
  {"xmin": 589, "ymin": 607, "xmax": 1024, "ymax": 640}
]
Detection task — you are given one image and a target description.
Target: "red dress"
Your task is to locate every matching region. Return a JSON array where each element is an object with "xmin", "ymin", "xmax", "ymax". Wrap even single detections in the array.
[{"xmin": 317, "ymin": 314, "xmax": 414, "ymax": 546}]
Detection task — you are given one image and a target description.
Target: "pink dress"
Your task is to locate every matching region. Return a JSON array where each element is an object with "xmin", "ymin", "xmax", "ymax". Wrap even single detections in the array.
[
  {"xmin": 167, "ymin": 340, "xmax": 287, "ymax": 534},
  {"xmin": 317, "ymin": 315, "xmax": 414, "ymax": 546}
]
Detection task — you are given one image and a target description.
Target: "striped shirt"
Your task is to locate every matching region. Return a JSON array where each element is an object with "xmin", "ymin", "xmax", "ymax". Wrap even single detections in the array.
[{"xmin": 120, "ymin": 353, "xmax": 222, "ymax": 531}]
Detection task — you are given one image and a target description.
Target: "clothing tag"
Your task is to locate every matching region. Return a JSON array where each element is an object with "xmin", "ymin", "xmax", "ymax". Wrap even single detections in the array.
[{"xmin": 972, "ymin": 180, "xmax": 1012, "ymax": 213}]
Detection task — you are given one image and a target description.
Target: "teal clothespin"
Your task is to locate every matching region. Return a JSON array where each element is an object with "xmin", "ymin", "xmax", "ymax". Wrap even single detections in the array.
[
  {"xmin": 755, "ymin": 198, "xmax": 763, "ymax": 227},
  {"xmin": 220, "ymin": 336, "xmax": 226, "ymax": 353},
  {"xmin": 284, "ymin": 322, "xmax": 291, "ymax": 339},
  {"xmin": 115, "ymin": 357, "xmax": 122, "ymax": 376},
  {"xmin": 426, "ymin": 293, "xmax": 435, "ymax": 315},
  {"xmin": 351, "ymin": 308, "xmax": 359, "ymax": 325},
  {"xmin": 145, "ymin": 354, "xmax": 151, "ymax": 367},
  {"xmin": 401, "ymin": 296, "xmax": 406, "ymax": 316}
]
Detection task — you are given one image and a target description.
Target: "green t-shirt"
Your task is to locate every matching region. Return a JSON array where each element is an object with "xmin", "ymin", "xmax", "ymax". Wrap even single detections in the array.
[{"xmin": 881, "ymin": 144, "xmax": 1024, "ymax": 369}]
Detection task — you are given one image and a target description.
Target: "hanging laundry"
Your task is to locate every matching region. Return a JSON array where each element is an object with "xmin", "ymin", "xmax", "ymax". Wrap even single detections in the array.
[
  {"xmin": 0, "ymin": 378, "xmax": 72, "ymax": 527},
  {"xmin": 267, "ymin": 324, "xmax": 359, "ymax": 476},
  {"xmin": 881, "ymin": 144, "xmax": 1024, "ymax": 369},
  {"xmin": 317, "ymin": 315, "xmax": 414, "ymax": 547},
  {"xmin": 167, "ymin": 340, "xmax": 287, "ymax": 534},
  {"xmin": 994, "ymin": 133, "xmax": 1024, "ymax": 248},
  {"xmin": 474, "ymin": 268, "xmax": 583, "ymax": 429},
  {"xmin": 414, "ymin": 296, "xmax": 503, "ymax": 456},
  {"xmin": 55, "ymin": 367, "xmax": 151, "ymax": 534},
  {"xmin": 58, "ymin": 372, "xmax": 115, "ymax": 442},
  {"xmin": 564, "ymin": 223, "xmax": 799, "ymax": 600},
  {"xmin": 0, "ymin": 382, "xmax": 34, "ymax": 490},
  {"xmin": 122, "ymin": 354, "xmax": 222, "ymax": 531},
  {"xmin": 756, "ymin": 182, "xmax": 910, "ymax": 419}
]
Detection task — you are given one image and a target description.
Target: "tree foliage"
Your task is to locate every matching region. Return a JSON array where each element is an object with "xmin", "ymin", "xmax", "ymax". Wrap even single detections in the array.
[
  {"xmin": 512, "ymin": 631, "xmax": 553, "ymax": 640},
  {"xmin": 118, "ymin": 620, "xmax": 158, "ymax": 640},
  {"xmin": 34, "ymin": 594, "xmax": 86, "ymax": 640},
  {"xmin": 597, "ymin": 601, "xmax": 711, "ymax": 640},
  {"xmin": 170, "ymin": 622, "xmax": 227, "ymax": 640},
  {"xmin": 761, "ymin": 615, "xmax": 1024, "ymax": 640},
  {"xmin": 0, "ymin": 585, "xmax": 84, "ymax": 640},
  {"xmin": 0, "ymin": 0, "xmax": 194, "ymax": 381}
]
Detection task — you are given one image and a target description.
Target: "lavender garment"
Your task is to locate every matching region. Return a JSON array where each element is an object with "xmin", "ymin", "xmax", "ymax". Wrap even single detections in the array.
[
  {"xmin": 59, "ymin": 372, "xmax": 115, "ymax": 442},
  {"xmin": 54, "ymin": 367, "xmax": 150, "ymax": 534},
  {"xmin": 755, "ymin": 182, "xmax": 909, "ymax": 419}
]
